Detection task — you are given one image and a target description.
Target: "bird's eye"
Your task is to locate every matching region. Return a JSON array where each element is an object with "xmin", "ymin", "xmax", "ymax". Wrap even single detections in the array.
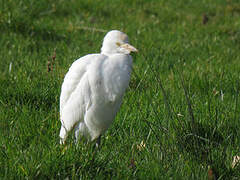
[{"xmin": 116, "ymin": 42, "xmax": 121, "ymax": 46}]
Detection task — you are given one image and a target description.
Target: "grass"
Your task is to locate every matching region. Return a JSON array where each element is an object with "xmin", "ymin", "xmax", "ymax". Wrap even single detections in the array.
[{"xmin": 1, "ymin": 0, "xmax": 240, "ymax": 179}]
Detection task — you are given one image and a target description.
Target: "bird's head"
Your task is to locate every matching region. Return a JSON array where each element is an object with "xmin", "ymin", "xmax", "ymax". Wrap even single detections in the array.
[{"xmin": 101, "ymin": 30, "xmax": 138, "ymax": 55}]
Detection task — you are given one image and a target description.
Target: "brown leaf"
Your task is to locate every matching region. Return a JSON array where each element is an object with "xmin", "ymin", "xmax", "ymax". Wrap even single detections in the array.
[
  {"xmin": 232, "ymin": 155, "xmax": 240, "ymax": 168},
  {"xmin": 202, "ymin": 14, "xmax": 209, "ymax": 25},
  {"xmin": 130, "ymin": 158, "xmax": 136, "ymax": 169},
  {"xmin": 136, "ymin": 140, "xmax": 146, "ymax": 151},
  {"xmin": 208, "ymin": 166, "xmax": 216, "ymax": 180}
]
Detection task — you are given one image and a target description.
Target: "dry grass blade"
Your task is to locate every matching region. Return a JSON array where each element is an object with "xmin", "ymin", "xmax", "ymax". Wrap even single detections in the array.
[
  {"xmin": 234, "ymin": 80, "xmax": 240, "ymax": 122},
  {"xmin": 74, "ymin": 26, "xmax": 107, "ymax": 33}
]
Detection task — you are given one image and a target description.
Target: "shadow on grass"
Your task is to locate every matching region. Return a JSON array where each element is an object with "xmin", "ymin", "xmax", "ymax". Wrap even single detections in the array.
[
  {"xmin": 1, "ymin": 18, "xmax": 66, "ymax": 42},
  {"xmin": 5, "ymin": 91, "xmax": 56, "ymax": 111},
  {"xmin": 148, "ymin": 69, "xmax": 240, "ymax": 179},
  {"xmin": 0, "ymin": 77, "xmax": 57, "ymax": 111},
  {"xmin": 177, "ymin": 122, "xmax": 223, "ymax": 159},
  {"xmin": 178, "ymin": 127, "xmax": 239, "ymax": 178}
]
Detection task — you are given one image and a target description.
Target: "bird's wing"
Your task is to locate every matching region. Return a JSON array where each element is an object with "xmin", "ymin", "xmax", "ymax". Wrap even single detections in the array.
[
  {"xmin": 60, "ymin": 57, "xmax": 88, "ymax": 116},
  {"xmin": 60, "ymin": 54, "xmax": 107, "ymax": 118},
  {"xmin": 60, "ymin": 54, "xmax": 106, "ymax": 124}
]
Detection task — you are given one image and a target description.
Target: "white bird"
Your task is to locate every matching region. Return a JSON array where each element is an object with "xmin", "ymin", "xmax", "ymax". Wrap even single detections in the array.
[{"xmin": 59, "ymin": 30, "xmax": 138, "ymax": 146}]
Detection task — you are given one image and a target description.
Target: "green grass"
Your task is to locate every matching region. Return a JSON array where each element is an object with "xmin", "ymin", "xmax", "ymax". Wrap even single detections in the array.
[{"xmin": 1, "ymin": 0, "xmax": 240, "ymax": 179}]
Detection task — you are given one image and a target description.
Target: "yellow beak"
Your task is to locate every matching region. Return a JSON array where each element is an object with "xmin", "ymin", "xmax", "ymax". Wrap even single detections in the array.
[{"xmin": 120, "ymin": 43, "xmax": 138, "ymax": 53}]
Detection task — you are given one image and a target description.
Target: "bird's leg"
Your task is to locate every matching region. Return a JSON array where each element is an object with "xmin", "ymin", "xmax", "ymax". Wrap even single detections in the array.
[
  {"xmin": 74, "ymin": 124, "xmax": 80, "ymax": 144},
  {"xmin": 95, "ymin": 135, "xmax": 101, "ymax": 149},
  {"xmin": 59, "ymin": 125, "xmax": 67, "ymax": 145}
]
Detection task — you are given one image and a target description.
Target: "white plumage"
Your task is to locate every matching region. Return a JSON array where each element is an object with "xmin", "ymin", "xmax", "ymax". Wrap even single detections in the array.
[{"xmin": 59, "ymin": 30, "xmax": 137, "ymax": 145}]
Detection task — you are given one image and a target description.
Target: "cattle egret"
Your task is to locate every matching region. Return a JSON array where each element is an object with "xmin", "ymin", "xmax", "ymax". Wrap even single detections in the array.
[{"xmin": 59, "ymin": 30, "xmax": 137, "ymax": 146}]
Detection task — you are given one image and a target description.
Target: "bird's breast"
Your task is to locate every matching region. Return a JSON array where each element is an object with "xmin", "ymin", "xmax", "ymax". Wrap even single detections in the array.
[
  {"xmin": 86, "ymin": 54, "xmax": 132, "ymax": 105},
  {"xmin": 103, "ymin": 59, "xmax": 132, "ymax": 102}
]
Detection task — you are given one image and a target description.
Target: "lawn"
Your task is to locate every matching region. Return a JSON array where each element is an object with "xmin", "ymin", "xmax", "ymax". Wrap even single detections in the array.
[{"xmin": 1, "ymin": 0, "xmax": 240, "ymax": 179}]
